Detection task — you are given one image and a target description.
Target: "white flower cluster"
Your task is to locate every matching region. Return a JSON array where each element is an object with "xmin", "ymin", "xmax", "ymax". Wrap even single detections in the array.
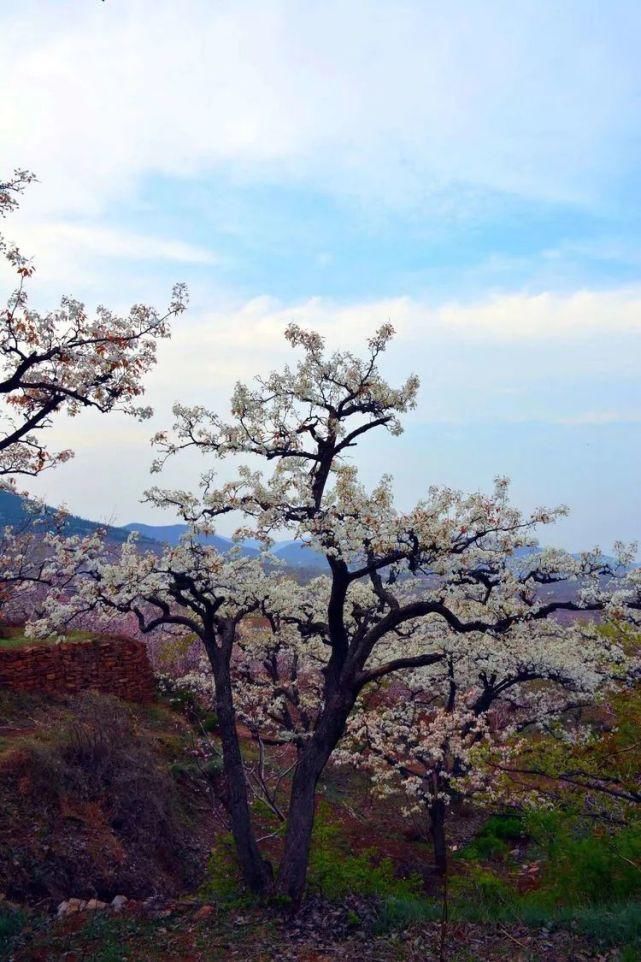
[{"xmin": 0, "ymin": 170, "xmax": 187, "ymax": 478}]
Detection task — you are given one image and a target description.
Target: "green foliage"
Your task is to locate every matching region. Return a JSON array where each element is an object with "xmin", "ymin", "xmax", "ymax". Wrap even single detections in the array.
[
  {"xmin": 170, "ymin": 755, "xmax": 222, "ymax": 781},
  {"xmin": 620, "ymin": 945, "xmax": 641, "ymax": 962},
  {"xmin": 451, "ymin": 865, "xmax": 516, "ymax": 917},
  {"xmin": 0, "ymin": 906, "xmax": 27, "ymax": 953},
  {"xmin": 307, "ymin": 805, "xmax": 421, "ymax": 901},
  {"xmin": 459, "ymin": 813, "xmax": 525, "ymax": 861},
  {"xmin": 0, "ymin": 628, "xmax": 94, "ymax": 650},
  {"xmin": 451, "ymin": 804, "xmax": 641, "ymax": 953},
  {"xmin": 200, "ymin": 711, "xmax": 219, "ymax": 733},
  {"xmin": 200, "ymin": 833, "xmax": 254, "ymax": 907},
  {"xmin": 373, "ymin": 895, "xmax": 440, "ymax": 933},
  {"xmin": 523, "ymin": 810, "xmax": 641, "ymax": 907}
]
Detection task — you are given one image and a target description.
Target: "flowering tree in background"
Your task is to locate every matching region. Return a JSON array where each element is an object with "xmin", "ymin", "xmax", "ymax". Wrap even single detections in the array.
[
  {"xmin": 0, "ymin": 168, "xmax": 186, "ymax": 621},
  {"xmin": 337, "ymin": 619, "xmax": 633, "ymax": 876},
  {"xmin": 35, "ymin": 325, "xmax": 636, "ymax": 905},
  {"xmin": 31, "ymin": 534, "xmax": 285, "ymax": 892},
  {"xmin": 0, "ymin": 169, "xmax": 187, "ymax": 477}
]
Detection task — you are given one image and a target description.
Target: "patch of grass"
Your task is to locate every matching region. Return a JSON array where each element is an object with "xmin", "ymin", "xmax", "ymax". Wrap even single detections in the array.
[
  {"xmin": 373, "ymin": 894, "xmax": 440, "ymax": 933},
  {"xmin": 620, "ymin": 946, "xmax": 641, "ymax": 962},
  {"xmin": 170, "ymin": 756, "xmax": 223, "ymax": 781},
  {"xmin": 450, "ymin": 865, "xmax": 516, "ymax": 917},
  {"xmin": 447, "ymin": 879, "xmax": 641, "ymax": 949},
  {"xmin": 0, "ymin": 629, "xmax": 94, "ymax": 650},
  {"xmin": 523, "ymin": 809, "xmax": 641, "ymax": 908},
  {"xmin": 199, "ymin": 832, "xmax": 255, "ymax": 908},
  {"xmin": 21, "ymin": 914, "xmax": 158, "ymax": 962},
  {"xmin": 308, "ymin": 804, "xmax": 422, "ymax": 901}
]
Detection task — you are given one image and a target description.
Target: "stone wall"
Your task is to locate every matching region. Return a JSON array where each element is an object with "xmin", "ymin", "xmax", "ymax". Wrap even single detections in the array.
[{"xmin": 0, "ymin": 636, "xmax": 155, "ymax": 703}]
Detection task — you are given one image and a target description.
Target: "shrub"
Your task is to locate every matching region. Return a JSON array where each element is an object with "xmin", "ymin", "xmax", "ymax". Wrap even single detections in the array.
[
  {"xmin": 307, "ymin": 806, "xmax": 422, "ymax": 901},
  {"xmin": 50, "ymin": 693, "xmax": 186, "ymax": 855},
  {"xmin": 0, "ymin": 692, "xmax": 199, "ymax": 900},
  {"xmin": 450, "ymin": 865, "xmax": 516, "ymax": 917},
  {"xmin": 524, "ymin": 810, "xmax": 641, "ymax": 907},
  {"xmin": 459, "ymin": 813, "xmax": 525, "ymax": 862}
]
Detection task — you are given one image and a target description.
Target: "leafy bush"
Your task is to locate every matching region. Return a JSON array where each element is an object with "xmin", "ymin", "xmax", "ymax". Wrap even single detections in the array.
[
  {"xmin": 450, "ymin": 865, "xmax": 516, "ymax": 917},
  {"xmin": 459, "ymin": 813, "xmax": 525, "ymax": 861},
  {"xmin": 523, "ymin": 810, "xmax": 641, "ymax": 907},
  {"xmin": 200, "ymin": 712, "xmax": 219, "ymax": 733},
  {"xmin": 170, "ymin": 755, "xmax": 222, "ymax": 782},
  {"xmin": 308, "ymin": 806, "xmax": 421, "ymax": 901}
]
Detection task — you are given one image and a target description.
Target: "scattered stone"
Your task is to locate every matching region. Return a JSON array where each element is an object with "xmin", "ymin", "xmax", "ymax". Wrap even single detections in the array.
[
  {"xmin": 57, "ymin": 901, "xmax": 69, "ymax": 918},
  {"xmin": 86, "ymin": 899, "xmax": 108, "ymax": 911},
  {"xmin": 66, "ymin": 898, "xmax": 86, "ymax": 914},
  {"xmin": 111, "ymin": 895, "xmax": 128, "ymax": 912},
  {"xmin": 194, "ymin": 904, "xmax": 215, "ymax": 921}
]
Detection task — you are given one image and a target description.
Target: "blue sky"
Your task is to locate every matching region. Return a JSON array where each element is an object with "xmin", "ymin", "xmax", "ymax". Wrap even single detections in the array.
[{"xmin": 1, "ymin": 0, "xmax": 640, "ymax": 551}]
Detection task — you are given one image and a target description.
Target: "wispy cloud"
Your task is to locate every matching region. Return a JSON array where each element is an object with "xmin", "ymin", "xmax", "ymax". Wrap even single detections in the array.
[
  {"xmin": 12, "ymin": 222, "xmax": 218, "ymax": 265},
  {"xmin": 3, "ymin": 0, "xmax": 640, "ymax": 217}
]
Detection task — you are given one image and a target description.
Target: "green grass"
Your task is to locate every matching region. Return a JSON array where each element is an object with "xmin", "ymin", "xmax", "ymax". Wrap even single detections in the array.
[
  {"xmin": 0, "ymin": 629, "xmax": 95, "ymax": 650},
  {"xmin": 374, "ymin": 890, "xmax": 641, "ymax": 950}
]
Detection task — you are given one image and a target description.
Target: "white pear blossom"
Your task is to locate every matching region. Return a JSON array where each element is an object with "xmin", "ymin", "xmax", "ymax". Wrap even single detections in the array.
[{"xmin": 0, "ymin": 169, "xmax": 187, "ymax": 478}]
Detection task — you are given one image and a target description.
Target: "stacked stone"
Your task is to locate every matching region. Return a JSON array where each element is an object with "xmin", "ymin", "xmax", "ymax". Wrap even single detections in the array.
[{"xmin": 0, "ymin": 637, "xmax": 155, "ymax": 703}]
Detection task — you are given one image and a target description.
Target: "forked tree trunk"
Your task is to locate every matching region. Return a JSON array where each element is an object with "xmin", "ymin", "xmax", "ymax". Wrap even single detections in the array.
[
  {"xmin": 210, "ymin": 648, "xmax": 272, "ymax": 894},
  {"xmin": 429, "ymin": 797, "xmax": 448, "ymax": 878}
]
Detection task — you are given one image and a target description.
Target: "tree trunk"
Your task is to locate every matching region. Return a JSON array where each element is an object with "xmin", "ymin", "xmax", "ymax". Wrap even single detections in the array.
[
  {"xmin": 275, "ymin": 691, "xmax": 354, "ymax": 907},
  {"xmin": 210, "ymin": 647, "xmax": 272, "ymax": 894},
  {"xmin": 429, "ymin": 798, "xmax": 448, "ymax": 878}
]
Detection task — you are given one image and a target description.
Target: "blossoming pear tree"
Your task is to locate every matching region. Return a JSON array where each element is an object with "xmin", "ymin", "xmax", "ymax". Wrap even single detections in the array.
[
  {"xmin": 29, "ymin": 321, "xmax": 641, "ymax": 902},
  {"xmin": 336, "ymin": 617, "xmax": 633, "ymax": 876},
  {"xmin": 0, "ymin": 168, "xmax": 186, "ymax": 621},
  {"xmin": 140, "ymin": 321, "xmax": 637, "ymax": 904},
  {"xmin": 30, "ymin": 533, "xmax": 287, "ymax": 892},
  {"xmin": 0, "ymin": 170, "xmax": 187, "ymax": 478}
]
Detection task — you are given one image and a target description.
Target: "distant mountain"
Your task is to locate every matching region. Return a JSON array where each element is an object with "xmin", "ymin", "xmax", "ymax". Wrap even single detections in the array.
[
  {"xmin": 123, "ymin": 522, "xmax": 326, "ymax": 567},
  {"xmin": 0, "ymin": 489, "xmax": 157, "ymax": 548},
  {"xmin": 123, "ymin": 522, "xmax": 259, "ymax": 558},
  {"xmin": 0, "ymin": 489, "xmax": 629, "ymax": 581},
  {"xmin": 272, "ymin": 540, "xmax": 328, "ymax": 570}
]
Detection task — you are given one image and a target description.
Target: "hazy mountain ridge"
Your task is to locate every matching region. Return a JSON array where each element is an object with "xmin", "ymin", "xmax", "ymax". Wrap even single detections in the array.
[
  {"xmin": 0, "ymin": 489, "xmax": 158, "ymax": 548},
  {"xmin": 0, "ymin": 490, "xmax": 626, "ymax": 581},
  {"xmin": 123, "ymin": 522, "xmax": 327, "ymax": 568}
]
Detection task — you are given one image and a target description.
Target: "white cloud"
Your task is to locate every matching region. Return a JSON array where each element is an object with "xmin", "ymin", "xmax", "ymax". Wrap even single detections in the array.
[
  {"xmin": 3, "ymin": 221, "xmax": 217, "ymax": 284},
  {"xmin": 167, "ymin": 289, "xmax": 641, "ymax": 372},
  {"xmin": 20, "ymin": 223, "xmax": 217, "ymax": 265},
  {"xmin": 0, "ymin": 219, "xmax": 219, "ymax": 307},
  {"xmin": 430, "ymin": 290, "xmax": 641, "ymax": 340},
  {"xmin": 2, "ymin": 0, "xmax": 640, "ymax": 216}
]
